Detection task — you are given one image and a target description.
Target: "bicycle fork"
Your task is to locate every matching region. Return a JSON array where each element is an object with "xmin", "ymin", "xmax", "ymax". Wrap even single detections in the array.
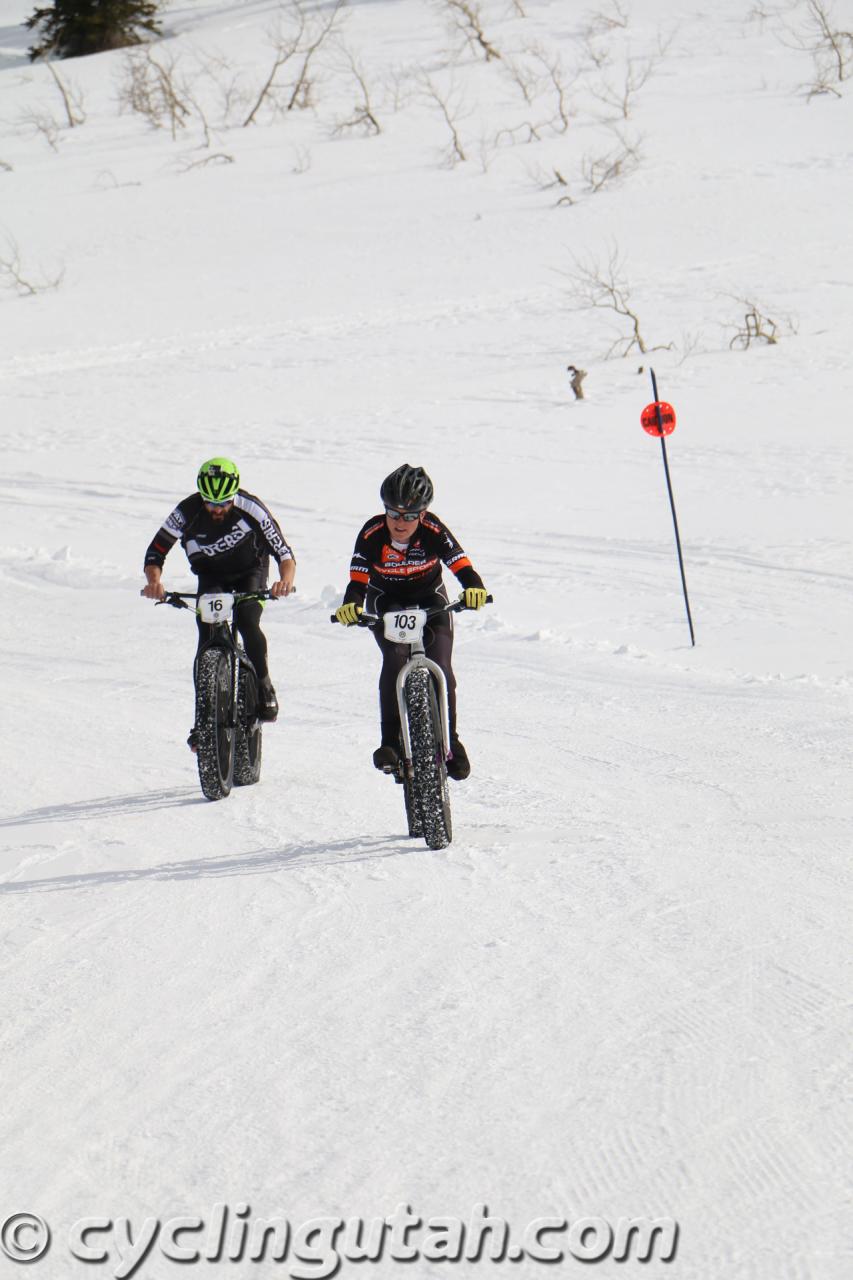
[{"xmin": 395, "ymin": 655, "xmax": 452, "ymax": 769}]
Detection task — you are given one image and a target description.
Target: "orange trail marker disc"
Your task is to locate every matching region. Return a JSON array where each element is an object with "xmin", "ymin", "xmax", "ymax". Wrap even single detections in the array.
[{"xmin": 641, "ymin": 400, "xmax": 676, "ymax": 436}]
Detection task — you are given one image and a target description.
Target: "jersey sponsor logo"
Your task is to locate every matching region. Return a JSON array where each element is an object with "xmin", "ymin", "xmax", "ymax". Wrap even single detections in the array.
[
  {"xmin": 378, "ymin": 556, "xmax": 439, "ymax": 577},
  {"xmin": 164, "ymin": 510, "xmax": 185, "ymax": 536},
  {"xmin": 187, "ymin": 519, "xmax": 252, "ymax": 559},
  {"xmin": 258, "ymin": 513, "xmax": 288, "ymax": 557},
  {"xmin": 445, "ymin": 550, "xmax": 470, "ymax": 569},
  {"xmin": 234, "ymin": 494, "xmax": 291, "ymax": 560}
]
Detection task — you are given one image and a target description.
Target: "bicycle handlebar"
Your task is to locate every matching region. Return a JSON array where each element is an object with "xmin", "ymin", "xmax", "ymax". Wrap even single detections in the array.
[
  {"xmin": 329, "ymin": 594, "xmax": 493, "ymax": 625},
  {"xmin": 157, "ymin": 589, "xmax": 278, "ymax": 611}
]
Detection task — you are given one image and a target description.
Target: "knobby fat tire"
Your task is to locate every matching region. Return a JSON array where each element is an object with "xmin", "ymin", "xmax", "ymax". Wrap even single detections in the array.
[
  {"xmin": 195, "ymin": 648, "xmax": 234, "ymax": 801},
  {"xmin": 405, "ymin": 668, "xmax": 452, "ymax": 851},
  {"xmin": 402, "ymin": 737, "xmax": 424, "ymax": 838},
  {"xmin": 234, "ymin": 664, "xmax": 262, "ymax": 787}
]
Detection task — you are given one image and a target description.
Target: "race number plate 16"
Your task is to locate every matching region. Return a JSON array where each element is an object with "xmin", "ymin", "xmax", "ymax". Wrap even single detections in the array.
[
  {"xmin": 384, "ymin": 609, "xmax": 427, "ymax": 644},
  {"xmin": 197, "ymin": 593, "xmax": 234, "ymax": 623}
]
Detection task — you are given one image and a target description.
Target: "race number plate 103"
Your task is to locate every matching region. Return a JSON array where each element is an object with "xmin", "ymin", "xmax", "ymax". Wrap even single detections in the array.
[
  {"xmin": 197, "ymin": 593, "xmax": 234, "ymax": 623},
  {"xmin": 384, "ymin": 609, "xmax": 427, "ymax": 644}
]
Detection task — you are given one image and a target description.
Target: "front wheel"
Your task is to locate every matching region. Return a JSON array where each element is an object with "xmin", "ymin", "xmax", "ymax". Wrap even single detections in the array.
[
  {"xmin": 405, "ymin": 668, "xmax": 452, "ymax": 850},
  {"xmin": 234, "ymin": 663, "xmax": 263, "ymax": 786},
  {"xmin": 401, "ymin": 745, "xmax": 424, "ymax": 839},
  {"xmin": 195, "ymin": 648, "xmax": 235, "ymax": 801}
]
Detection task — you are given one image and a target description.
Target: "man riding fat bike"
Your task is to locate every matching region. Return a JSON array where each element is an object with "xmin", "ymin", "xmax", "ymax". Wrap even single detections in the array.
[
  {"xmin": 141, "ymin": 457, "xmax": 296, "ymax": 746},
  {"xmin": 334, "ymin": 463, "xmax": 488, "ymax": 780}
]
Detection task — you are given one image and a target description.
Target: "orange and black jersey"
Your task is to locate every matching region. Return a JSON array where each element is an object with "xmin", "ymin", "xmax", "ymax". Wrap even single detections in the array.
[
  {"xmin": 343, "ymin": 512, "xmax": 484, "ymax": 608},
  {"xmin": 144, "ymin": 490, "xmax": 294, "ymax": 580}
]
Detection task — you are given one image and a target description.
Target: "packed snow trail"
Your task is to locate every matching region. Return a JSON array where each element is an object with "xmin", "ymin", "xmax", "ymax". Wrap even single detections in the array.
[{"xmin": 1, "ymin": 1, "xmax": 851, "ymax": 1277}]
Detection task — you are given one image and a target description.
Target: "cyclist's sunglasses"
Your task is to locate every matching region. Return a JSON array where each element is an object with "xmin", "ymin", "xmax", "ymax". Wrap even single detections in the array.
[
  {"xmin": 204, "ymin": 497, "xmax": 235, "ymax": 508},
  {"xmin": 385, "ymin": 508, "xmax": 422, "ymax": 522}
]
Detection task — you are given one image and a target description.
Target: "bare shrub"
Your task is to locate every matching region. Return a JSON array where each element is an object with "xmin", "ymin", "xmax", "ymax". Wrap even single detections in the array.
[
  {"xmin": 175, "ymin": 152, "xmax": 235, "ymax": 174},
  {"xmin": 419, "ymin": 74, "xmax": 468, "ymax": 165},
  {"xmin": 589, "ymin": 54, "xmax": 656, "ymax": 120},
  {"xmin": 333, "ymin": 48, "xmax": 381, "ymax": 135},
  {"xmin": 37, "ymin": 54, "xmax": 85, "ymax": 127},
  {"xmin": 243, "ymin": 0, "xmax": 347, "ymax": 125},
  {"xmin": 242, "ymin": 20, "xmax": 304, "ymax": 126},
  {"xmin": 495, "ymin": 119, "xmax": 543, "ymax": 145},
  {"xmin": 193, "ymin": 49, "xmax": 251, "ymax": 125},
  {"xmin": 502, "ymin": 53, "xmax": 538, "ymax": 103},
  {"xmin": 528, "ymin": 46, "xmax": 572, "ymax": 132},
  {"xmin": 527, "ymin": 163, "xmax": 574, "ymax": 203},
  {"xmin": 285, "ymin": 0, "xmax": 349, "ymax": 112},
  {"xmin": 582, "ymin": 1, "xmax": 630, "ymax": 38},
  {"xmin": 291, "ymin": 145, "xmax": 312, "ymax": 173},
  {"xmin": 728, "ymin": 301, "xmax": 780, "ymax": 349},
  {"xmin": 581, "ymin": 128, "xmax": 642, "ymax": 191},
  {"xmin": 799, "ymin": 0, "xmax": 853, "ymax": 81},
  {"xmin": 0, "ymin": 235, "xmax": 63, "ymax": 297},
  {"xmin": 501, "ymin": 44, "xmax": 572, "ymax": 132},
  {"xmin": 19, "ymin": 106, "xmax": 62, "ymax": 150},
  {"xmin": 565, "ymin": 246, "xmax": 672, "ymax": 358},
  {"xmin": 774, "ymin": 0, "xmax": 853, "ymax": 93},
  {"xmin": 385, "ymin": 68, "xmax": 418, "ymax": 113},
  {"xmin": 119, "ymin": 47, "xmax": 198, "ymax": 140},
  {"xmin": 441, "ymin": 0, "xmax": 502, "ymax": 62}
]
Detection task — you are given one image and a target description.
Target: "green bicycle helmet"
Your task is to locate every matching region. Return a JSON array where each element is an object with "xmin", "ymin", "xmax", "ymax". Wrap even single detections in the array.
[{"xmin": 197, "ymin": 457, "xmax": 240, "ymax": 503}]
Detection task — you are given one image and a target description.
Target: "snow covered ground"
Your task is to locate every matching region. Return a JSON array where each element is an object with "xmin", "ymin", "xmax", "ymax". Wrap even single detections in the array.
[{"xmin": 1, "ymin": 1, "xmax": 850, "ymax": 1277}]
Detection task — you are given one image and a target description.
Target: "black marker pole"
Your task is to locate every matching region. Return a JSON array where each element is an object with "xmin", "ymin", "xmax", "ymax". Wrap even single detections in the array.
[{"xmin": 649, "ymin": 368, "xmax": 695, "ymax": 647}]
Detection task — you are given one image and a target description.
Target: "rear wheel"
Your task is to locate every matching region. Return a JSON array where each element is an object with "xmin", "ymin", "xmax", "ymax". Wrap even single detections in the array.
[
  {"xmin": 405, "ymin": 668, "xmax": 452, "ymax": 850},
  {"xmin": 234, "ymin": 663, "xmax": 263, "ymax": 787},
  {"xmin": 195, "ymin": 648, "xmax": 235, "ymax": 800}
]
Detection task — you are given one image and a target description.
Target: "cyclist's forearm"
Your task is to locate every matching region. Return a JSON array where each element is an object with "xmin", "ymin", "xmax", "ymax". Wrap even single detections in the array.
[
  {"xmin": 452, "ymin": 563, "xmax": 485, "ymax": 591},
  {"xmin": 343, "ymin": 580, "xmax": 367, "ymax": 607}
]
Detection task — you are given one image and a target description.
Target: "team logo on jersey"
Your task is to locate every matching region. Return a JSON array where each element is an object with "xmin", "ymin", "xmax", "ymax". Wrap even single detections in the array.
[{"xmin": 187, "ymin": 519, "xmax": 252, "ymax": 559}]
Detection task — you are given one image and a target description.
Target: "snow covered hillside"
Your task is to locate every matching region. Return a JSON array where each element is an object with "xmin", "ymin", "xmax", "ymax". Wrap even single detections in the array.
[{"xmin": 1, "ymin": 1, "xmax": 850, "ymax": 1277}]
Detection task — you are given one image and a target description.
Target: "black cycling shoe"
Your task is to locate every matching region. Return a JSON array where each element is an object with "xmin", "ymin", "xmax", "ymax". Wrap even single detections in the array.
[
  {"xmin": 373, "ymin": 744, "xmax": 399, "ymax": 773},
  {"xmin": 446, "ymin": 738, "xmax": 470, "ymax": 781},
  {"xmin": 258, "ymin": 677, "xmax": 278, "ymax": 722},
  {"xmin": 187, "ymin": 728, "xmax": 199, "ymax": 753}
]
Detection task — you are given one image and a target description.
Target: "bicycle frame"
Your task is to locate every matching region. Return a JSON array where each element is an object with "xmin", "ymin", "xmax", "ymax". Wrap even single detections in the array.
[
  {"xmin": 162, "ymin": 589, "xmax": 270, "ymax": 729},
  {"xmin": 361, "ymin": 600, "xmax": 459, "ymax": 773},
  {"xmin": 331, "ymin": 594, "xmax": 494, "ymax": 772}
]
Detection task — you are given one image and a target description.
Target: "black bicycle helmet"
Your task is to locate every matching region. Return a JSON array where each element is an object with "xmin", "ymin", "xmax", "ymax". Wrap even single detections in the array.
[{"xmin": 380, "ymin": 463, "xmax": 434, "ymax": 512}]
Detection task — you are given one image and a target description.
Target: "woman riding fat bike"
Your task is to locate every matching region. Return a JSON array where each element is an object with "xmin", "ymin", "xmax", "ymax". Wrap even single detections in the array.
[
  {"xmin": 140, "ymin": 457, "xmax": 296, "ymax": 747},
  {"xmin": 334, "ymin": 463, "xmax": 489, "ymax": 780}
]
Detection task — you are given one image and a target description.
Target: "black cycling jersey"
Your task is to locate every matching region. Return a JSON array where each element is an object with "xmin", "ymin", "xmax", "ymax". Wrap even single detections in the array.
[
  {"xmin": 342, "ymin": 512, "xmax": 484, "ymax": 608},
  {"xmin": 144, "ymin": 490, "xmax": 294, "ymax": 581}
]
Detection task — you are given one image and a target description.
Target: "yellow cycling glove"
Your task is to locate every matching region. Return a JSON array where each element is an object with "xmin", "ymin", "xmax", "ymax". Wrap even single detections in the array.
[
  {"xmin": 463, "ymin": 587, "xmax": 488, "ymax": 610},
  {"xmin": 336, "ymin": 602, "xmax": 364, "ymax": 626}
]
